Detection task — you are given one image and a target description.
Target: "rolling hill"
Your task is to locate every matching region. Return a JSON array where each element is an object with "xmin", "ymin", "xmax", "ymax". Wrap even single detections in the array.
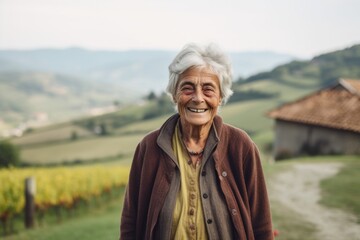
[
  {"xmin": 232, "ymin": 44, "xmax": 360, "ymax": 104},
  {"xmin": 6, "ymin": 43, "xmax": 360, "ymax": 165},
  {"xmin": 238, "ymin": 44, "xmax": 360, "ymax": 86},
  {"xmin": 0, "ymin": 71, "xmax": 136, "ymax": 129},
  {"xmin": 0, "ymin": 48, "xmax": 295, "ymax": 84},
  {"xmin": 0, "ymin": 48, "xmax": 295, "ymax": 131}
]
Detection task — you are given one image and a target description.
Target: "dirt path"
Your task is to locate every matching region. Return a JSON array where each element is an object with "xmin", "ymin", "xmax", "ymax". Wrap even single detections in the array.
[{"xmin": 270, "ymin": 162, "xmax": 360, "ymax": 240}]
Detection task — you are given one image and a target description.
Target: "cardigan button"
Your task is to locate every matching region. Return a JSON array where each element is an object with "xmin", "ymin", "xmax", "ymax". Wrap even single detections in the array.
[
  {"xmin": 222, "ymin": 171, "xmax": 227, "ymax": 177},
  {"xmin": 207, "ymin": 219, "xmax": 213, "ymax": 224},
  {"xmin": 201, "ymin": 171, "xmax": 206, "ymax": 176},
  {"xmin": 231, "ymin": 209, "xmax": 237, "ymax": 215},
  {"xmin": 189, "ymin": 208, "xmax": 195, "ymax": 215},
  {"xmin": 203, "ymin": 193, "xmax": 208, "ymax": 199}
]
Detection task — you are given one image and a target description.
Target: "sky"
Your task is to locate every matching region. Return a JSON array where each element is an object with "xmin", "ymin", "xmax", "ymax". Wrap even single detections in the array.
[{"xmin": 0, "ymin": 0, "xmax": 360, "ymax": 58}]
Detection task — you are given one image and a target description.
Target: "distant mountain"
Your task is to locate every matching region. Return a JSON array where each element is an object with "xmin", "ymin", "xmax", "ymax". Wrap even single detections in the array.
[{"xmin": 0, "ymin": 48, "xmax": 296, "ymax": 93}]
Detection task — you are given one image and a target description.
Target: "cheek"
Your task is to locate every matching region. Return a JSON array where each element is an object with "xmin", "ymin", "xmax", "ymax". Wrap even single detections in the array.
[
  {"xmin": 207, "ymin": 96, "xmax": 221, "ymax": 108},
  {"xmin": 175, "ymin": 95, "xmax": 188, "ymax": 113},
  {"xmin": 174, "ymin": 90, "xmax": 183, "ymax": 101},
  {"xmin": 175, "ymin": 92, "xmax": 190, "ymax": 104}
]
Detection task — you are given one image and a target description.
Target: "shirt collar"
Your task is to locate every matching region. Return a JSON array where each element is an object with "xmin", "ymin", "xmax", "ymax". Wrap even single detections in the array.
[{"xmin": 157, "ymin": 114, "xmax": 221, "ymax": 164}]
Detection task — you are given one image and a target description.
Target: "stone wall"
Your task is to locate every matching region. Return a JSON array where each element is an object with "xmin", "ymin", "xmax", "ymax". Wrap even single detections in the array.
[{"xmin": 273, "ymin": 120, "xmax": 360, "ymax": 159}]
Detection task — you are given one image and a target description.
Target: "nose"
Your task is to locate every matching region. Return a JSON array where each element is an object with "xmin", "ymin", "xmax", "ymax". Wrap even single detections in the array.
[{"xmin": 192, "ymin": 88, "xmax": 204, "ymax": 103}]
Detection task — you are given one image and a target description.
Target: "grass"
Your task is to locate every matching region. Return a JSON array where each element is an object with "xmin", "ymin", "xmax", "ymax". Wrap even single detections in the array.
[
  {"xmin": 12, "ymin": 76, "xmax": 318, "ymax": 166},
  {"xmin": 263, "ymin": 159, "xmax": 318, "ymax": 240},
  {"xmin": 219, "ymin": 100, "xmax": 274, "ymax": 133},
  {"xmin": 18, "ymin": 99, "xmax": 279, "ymax": 165},
  {"xmin": 20, "ymin": 134, "xmax": 144, "ymax": 164},
  {"xmin": 12, "ymin": 123, "xmax": 94, "ymax": 146},
  {"xmin": 3, "ymin": 189, "xmax": 125, "ymax": 240},
  {"xmin": 319, "ymin": 155, "xmax": 360, "ymax": 222},
  {"xmin": 234, "ymin": 78, "xmax": 315, "ymax": 102},
  {"xmin": 114, "ymin": 114, "xmax": 172, "ymax": 135},
  {"xmin": 270, "ymin": 200, "xmax": 317, "ymax": 240},
  {"xmin": 263, "ymin": 155, "xmax": 360, "ymax": 239},
  {"xmin": 220, "ymin": 79, "xmax": 316, "ymax": 135},
  {"xmin": 5, "ymin": 77, "xmax": 359, "ymax": 238},
  {"xmin": 2, "ymin": 156, "xmax": 358, "ymax": 240}
]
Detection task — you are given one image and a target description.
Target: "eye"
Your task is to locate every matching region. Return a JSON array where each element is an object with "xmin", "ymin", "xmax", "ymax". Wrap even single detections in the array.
[
  {"xmin": 203, "ymin": 86, "xmax": 215, "ymax": 92},
  {"xmin": 182, "ymin": 86, "xmax": 192, "ymax": 90},
  {"xmin": 180, "ymin": 84, "xmax": 194, "ymax": 93}
]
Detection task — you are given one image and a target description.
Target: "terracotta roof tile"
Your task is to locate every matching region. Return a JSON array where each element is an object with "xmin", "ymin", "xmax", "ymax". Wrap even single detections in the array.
[{"xmin": 268, "ymin": 79, "xmax": 360, "ymax": 133}]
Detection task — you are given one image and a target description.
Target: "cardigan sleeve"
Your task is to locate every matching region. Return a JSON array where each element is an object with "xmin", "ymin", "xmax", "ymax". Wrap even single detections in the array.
[
  {"xmin": 243, "ymin": 142, "xmax": 274, "ymax": 240},
  {"xmin": 120, "ymin": 142, "xmax": 144, "ymax": 240}
]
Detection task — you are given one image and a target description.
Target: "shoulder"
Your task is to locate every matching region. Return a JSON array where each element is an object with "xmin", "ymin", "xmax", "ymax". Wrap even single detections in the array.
[
  {"xmin": 222, "ymin": 123, "xmax": 251, "ymax": 139},
  {"xmin": 214, "ymin": 121, "xmax": 259, "ymax": 165},
  {"xmin": 137, "ymin": 129, "xmax": 161, "ymax": 149}
]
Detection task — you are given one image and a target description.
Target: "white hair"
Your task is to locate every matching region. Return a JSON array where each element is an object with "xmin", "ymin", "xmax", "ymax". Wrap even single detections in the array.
[{"xmin": 166, "ymin": 43, "xmax": 233, "ymax": 104}]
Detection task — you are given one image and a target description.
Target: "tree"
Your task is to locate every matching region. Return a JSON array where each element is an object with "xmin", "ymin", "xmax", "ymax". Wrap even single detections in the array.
[
  {"xmin": 146, "ymin": 91, "xmax": 157, "ymax": 101},
  {"xmin": 70, "ymin": 130, "xmax": 78, "ymax": 141},
  {"xmin": 0, "ymin": 140, "xmax": 20, "ymax": 167},
  {"xmin": 99, "ymin": 123, "xmax": 108, "ymax": 136},
  {"xmin": 113, "ymin": 100, "xmax": 121, "ymax": 108}
]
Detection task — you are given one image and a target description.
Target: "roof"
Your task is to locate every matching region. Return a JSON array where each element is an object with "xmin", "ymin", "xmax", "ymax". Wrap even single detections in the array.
[
  {"xmin": 267, "ymin": 79, "xmax": 360, "ymax": 133},
  {"xmin": 339, "ymin": 78, "xmax": 360, "ymax": 95}
]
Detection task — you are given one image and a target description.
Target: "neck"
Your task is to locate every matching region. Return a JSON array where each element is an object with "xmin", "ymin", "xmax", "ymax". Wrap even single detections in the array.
[{"xmin": 179, "ymin": 120, "xmax": 211, "ymax": 151}]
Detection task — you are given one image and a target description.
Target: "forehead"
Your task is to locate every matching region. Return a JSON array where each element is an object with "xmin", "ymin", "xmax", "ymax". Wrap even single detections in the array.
[{"xmin": 179, "ymin": 67, "xmax": 219, "ymax": 82}]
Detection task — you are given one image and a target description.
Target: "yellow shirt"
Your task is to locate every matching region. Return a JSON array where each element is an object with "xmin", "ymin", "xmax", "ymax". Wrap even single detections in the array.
[{"xmin": 171, "ymin": 124, "xmax": 208, "ymax": 240}]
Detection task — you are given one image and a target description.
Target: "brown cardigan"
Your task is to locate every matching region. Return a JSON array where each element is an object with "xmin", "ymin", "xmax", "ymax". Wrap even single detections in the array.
[{"xmin": 120, "ymin": 114, "xmax": 273, "ymax": 240}]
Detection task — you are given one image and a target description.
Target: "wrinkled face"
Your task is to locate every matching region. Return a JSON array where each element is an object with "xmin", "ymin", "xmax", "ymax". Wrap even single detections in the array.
[{"xmin": 175, "ymin": 67, "xmax": 222, "ymax": 127}]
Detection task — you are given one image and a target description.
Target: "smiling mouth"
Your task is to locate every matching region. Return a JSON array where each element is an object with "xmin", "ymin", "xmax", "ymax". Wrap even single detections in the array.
[{"xmin": 188, "ymin": 107, "xmax": 207, "ymax": 113}]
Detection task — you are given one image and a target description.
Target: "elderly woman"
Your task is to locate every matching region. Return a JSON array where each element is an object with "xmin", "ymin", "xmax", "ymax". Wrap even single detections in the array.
[{"xmin": 120, "ymin": 43, "xmax": 273, "ymax": 240}]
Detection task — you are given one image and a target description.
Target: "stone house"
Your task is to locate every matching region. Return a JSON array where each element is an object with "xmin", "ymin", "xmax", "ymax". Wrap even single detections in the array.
[{"xmin": 267, "ymin": 79, "xmax": 360, "ymax": 160}]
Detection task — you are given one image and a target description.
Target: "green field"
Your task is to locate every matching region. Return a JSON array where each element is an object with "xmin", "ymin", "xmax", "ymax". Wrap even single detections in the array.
[
  {"xmin": 12, "ymin": 123, "xmax": 95, "ymax": 146},
  {"xmin": 3, "ymin": 156, "xmax": 359, "ymax": 240},
  {"xmin": 20, "ymin": 134, "xmax": 144, "ymax": 164},
  {"xmin": 4, "ymin": 74, "xmax": 359, "ymax": 239},
  {"xmin": 9, "ymin": 73, "xmax": 323, "ymax": 166},
  {"xmin": 3, "ymin": 189, "xmax": 125, "ymax": 240},
  {"xmin": 267, "ymin": 155, "xmax": 360, "ymax": 240},
  {"xmin": 320, "ymin": 156, "xmax": 360, "ymax": 222},
  {"xmin": 2, "ymin": 43, "xmax": 360, "ymax": 239},
  {"xmin": 17, "ymin": 103, "xmax": 276, "ymax": 165}
]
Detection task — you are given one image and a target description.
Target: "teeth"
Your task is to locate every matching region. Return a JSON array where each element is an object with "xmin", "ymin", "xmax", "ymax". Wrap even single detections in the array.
[{"xmin": 189, "ymin": 108, "xmax": 206, "ymax": 113}]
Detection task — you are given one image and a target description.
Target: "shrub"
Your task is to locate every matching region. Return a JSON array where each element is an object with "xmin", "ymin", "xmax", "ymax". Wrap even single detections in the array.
[{"xmin": 0, "ymin": 140, "xmax": 20, "ymax": 167}]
